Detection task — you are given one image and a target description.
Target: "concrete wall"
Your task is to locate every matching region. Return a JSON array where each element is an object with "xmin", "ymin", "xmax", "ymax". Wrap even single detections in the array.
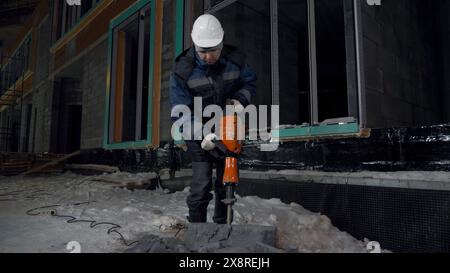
[
  {"xmin": 362, "ymin": 0, "xmax": 442, "ymax": 128},
  {"xmin": 29, "ymin": 80, "xmax": 54, "ymax": 153},
  {"xmin": 33, "ymin": 15, "xmax": 51, "ymax": 86},
  {"xmin": 29, "ymin": 14, "xmax": 54, "ymax": 153},
  {"xmin": 160, "ymin": 0, "xmax": 177, "ymax": 142},
  {"xmin": 80, "ymin": 38, "xmax": 107, "ymax": 150},
  {"xmin": 18, "ymin": 95, "xmax": 32, "ymax": 152}
]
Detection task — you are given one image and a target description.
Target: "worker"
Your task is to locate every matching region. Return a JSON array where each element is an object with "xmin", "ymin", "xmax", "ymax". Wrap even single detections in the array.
[{"xmin": 170, "ymin": 14, "xmax": 257, "ymax": 224}]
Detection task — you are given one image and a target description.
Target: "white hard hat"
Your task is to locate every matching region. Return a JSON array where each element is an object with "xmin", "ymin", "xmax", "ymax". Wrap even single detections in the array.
[{"xmin": 191, "ymin": 14, "xmax": 224, "ymax": 48}]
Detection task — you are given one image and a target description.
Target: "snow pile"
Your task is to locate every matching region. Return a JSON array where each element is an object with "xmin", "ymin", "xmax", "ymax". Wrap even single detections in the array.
[
  {"xmin": 233, "ymin": 197, "xmax": 368, "ymax": 253},
  {"xmin": 0, "ymin": 172, "xmax": 380, "ymax": 253}
]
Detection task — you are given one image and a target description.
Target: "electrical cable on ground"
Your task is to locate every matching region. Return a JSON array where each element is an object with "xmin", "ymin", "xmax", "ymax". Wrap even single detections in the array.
[
  {"xmin": 1, "ymin": 181, "xmax": 139, "ymax": 248},
  {"xmin": 25, "ymin": 203, "xmax": 139, "ymax": 247}
]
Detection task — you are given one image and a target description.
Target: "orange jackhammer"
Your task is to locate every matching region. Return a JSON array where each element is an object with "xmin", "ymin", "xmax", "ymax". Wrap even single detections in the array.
[{"xmin": 213, "ymin": 114, "xmax": 243, "ymax": 225}]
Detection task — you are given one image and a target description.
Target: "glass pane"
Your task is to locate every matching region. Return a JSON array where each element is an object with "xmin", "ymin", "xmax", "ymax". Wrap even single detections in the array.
[
  {"xmin": 212, "ymin": 0, "xmax": 272, "ymax": 107},
  {"xmin": 120, "ymin": 17, "xmax": 139, "ymax": 142},
  {"xmin": 278, "ymin": 0, "xmax": 310, "ymax": 126},
  {"xmin": 140, "ymin": 7, "xmax": 151, "ymax": 140},
  {"xmin": 109, "ymin": 5, "xmax": 152, "ymax": 144},
  {"xmin": 315, "ymin": 0, "xmax": 357, "ymax": 122},
  {"xmin": 110, "ymin": 14, "xmax": 139, "ymax": 143}
]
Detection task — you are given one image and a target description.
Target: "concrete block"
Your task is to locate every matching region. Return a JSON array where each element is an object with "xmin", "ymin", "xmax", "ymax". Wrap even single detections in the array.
[
  {"xmin": 125, "ymin": 224, "xmax": 281, "ymax": 253},
  {"xmin": 183, "ymin": 223, "xmax": 277, "ymax": 253}
]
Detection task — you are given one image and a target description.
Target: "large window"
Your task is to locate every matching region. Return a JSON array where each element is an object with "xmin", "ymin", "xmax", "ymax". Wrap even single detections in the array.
[
  {"xmin": 204, "ymin": 0, "xmax": 362, "ymax": 138},
  {"xmin": 211, "ymin": 0, "xmax": 272, "ymax": 107},
  {"xmin": 54, "ymin": 0, "xmax": 103, "ymax": 41},
  {"xmin": 104, "ymin": 1, "xmax": 154, "ymax": 149}
]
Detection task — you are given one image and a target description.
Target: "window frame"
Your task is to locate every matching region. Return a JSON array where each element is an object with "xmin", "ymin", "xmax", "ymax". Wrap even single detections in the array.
[
  {"xmin": 202, "ymin": 0, "xmax": 366, "ymax": 140},
  {"xmin": 55, "ymin": 0, "xmax": 103, "ymax": 42},
  {"xmin": 103, "ymin": 0, "xmax": 155, "ymax": 150},
  {"xmin": 103, "ymin": 0, "xmax": 185, "ymax": 149}
]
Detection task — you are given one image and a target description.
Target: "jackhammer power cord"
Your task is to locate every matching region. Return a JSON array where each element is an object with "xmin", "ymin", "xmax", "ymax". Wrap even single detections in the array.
[
  {"xmin": 25, "ymin": 202, "xmax": 139, "ymax": 248},
  {"xmin": 1, "ymin": 176, "xmax": 139, "ymax": 248}
]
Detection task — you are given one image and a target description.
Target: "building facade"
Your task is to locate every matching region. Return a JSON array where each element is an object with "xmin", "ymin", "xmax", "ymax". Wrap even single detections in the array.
[
  {"xmin": 0, "ymin": 0, "xmax": 449, "ymax": 153},
  {"xmin": 1, "ymin": 0, "xmax": 450, "ymax": 253}
]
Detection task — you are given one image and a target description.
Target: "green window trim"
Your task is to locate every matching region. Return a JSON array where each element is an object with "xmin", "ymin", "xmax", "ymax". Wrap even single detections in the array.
[
  {"xmin": 103, "ymin": 0, "xmax": 155, "ymax": 150},
  {"xmin": 272, "ymin": 122, "xmax": 361, "ymax": 140},
  {"xmin": 174, "ymin": 122, "xmax": 361, "ymax": 146},
  {"xmin": 103, "ymin": 0, "xmax": 185, "ymax": 150},
  {"xmin": 175, "ymin": 0, "xmax": 184, "ymax": 56}
]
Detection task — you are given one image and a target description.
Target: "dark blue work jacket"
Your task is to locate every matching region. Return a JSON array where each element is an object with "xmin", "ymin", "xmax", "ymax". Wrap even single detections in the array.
[{"xmin": 170, "ymin": 45, "xmax": 257, "ymax": 125}]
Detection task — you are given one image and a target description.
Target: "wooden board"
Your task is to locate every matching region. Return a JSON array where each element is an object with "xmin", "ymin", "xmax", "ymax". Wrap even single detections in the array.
[
  {"xmin": 65, "ymin": 164, "xmax": 120, "ymax": 173},
  {"xmin": 19, "ymin": 150, "xmax": 80, "ymax": 176}
]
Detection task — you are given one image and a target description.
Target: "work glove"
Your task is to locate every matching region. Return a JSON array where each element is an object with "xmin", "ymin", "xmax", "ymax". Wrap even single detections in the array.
[{"xmin": 201, "ymin": 133, "xmax": 218, "ymax": 151}]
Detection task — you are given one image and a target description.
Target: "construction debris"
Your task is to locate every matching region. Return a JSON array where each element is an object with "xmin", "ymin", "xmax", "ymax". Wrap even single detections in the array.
[
  {"xmin": 19, "ymin": 151, "xmax": 80, "ymax": 176},
  {"xmin": 64, "ymin": 164, "xmax": 120, "ymax": 174},
  {"xmin": 126, "ymin": 223, "xmax": 279, "ymax": 253},
  {"xmin": 91, "ymin": 171, "xmax": 159, "ymax": 190},
  {"xmin": 0, "ymin": 153, "xmax": 33, "ymax": 176}
]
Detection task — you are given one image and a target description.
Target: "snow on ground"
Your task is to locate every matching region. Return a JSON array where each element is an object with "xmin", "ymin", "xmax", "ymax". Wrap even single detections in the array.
[{"xmin": 0, "ymin": 172, "xmax": 378, "ymax": 253}]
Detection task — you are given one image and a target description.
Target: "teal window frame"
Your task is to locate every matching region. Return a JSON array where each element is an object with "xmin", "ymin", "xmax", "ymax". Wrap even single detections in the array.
[
  {"xmin": 175, "ymin": 0, "xmax": 184, "ymax": 56},
  {"xmin": 272, "ymin": 122, "xmax": 360, "ymax": 140},
  {"xmin": 103, "ymin": 0, "xmax": 155, "ymax": 150},
  {"xmin": 272, "ymin": 0, "xmax": 364, "ymax": 140},
  {"xmin": 103, "ymin": 0, "xmax": 185, "ymax": 150}
]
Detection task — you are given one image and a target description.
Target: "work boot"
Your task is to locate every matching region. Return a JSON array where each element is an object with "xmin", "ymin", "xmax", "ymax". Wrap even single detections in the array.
[{"xmin": 187, "ymin": 211, "xmax": 207, "ymax": 223}]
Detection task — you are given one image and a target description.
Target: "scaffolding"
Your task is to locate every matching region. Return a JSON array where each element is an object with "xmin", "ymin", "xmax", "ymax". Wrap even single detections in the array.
[
  {"xmin": 0, "ymin": 0, "xmax": 37, "ymax": 15},
  {"xmin": 0, "ymin": 50, "xmax": 27, "ymax": 152}
]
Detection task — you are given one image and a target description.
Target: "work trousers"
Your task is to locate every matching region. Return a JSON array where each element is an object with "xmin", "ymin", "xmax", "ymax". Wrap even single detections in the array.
[{"xmin": 185, "ymin": 140, "xmax": 227, "ymax": 224}]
